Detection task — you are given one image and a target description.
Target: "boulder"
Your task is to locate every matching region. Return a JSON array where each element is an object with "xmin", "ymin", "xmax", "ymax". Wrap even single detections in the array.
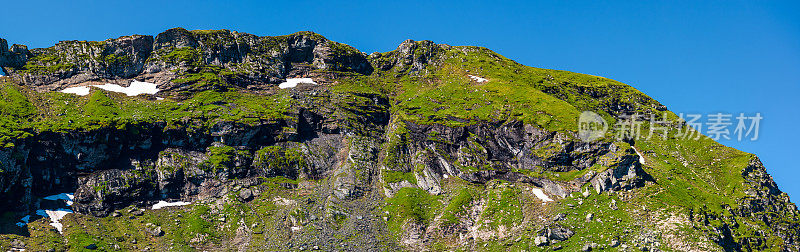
[{"xmin": 238, "ymin": 188, "xmax": 253, "ymax": 201}]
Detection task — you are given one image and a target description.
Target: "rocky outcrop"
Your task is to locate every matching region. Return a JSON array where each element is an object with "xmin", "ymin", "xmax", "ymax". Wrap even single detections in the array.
[
  {"xmin": 681, "ymin": 157, "xmax": 800, "ymax": 251},
  {"xmin": 369, "ymin": 39, "xmax": 447, "ymax": 73},
  {"xmin": 586, "ymin": 146, "xmax": 652, "ymax": 194},
  {"xmin": 536, "ymin": 224, "xmax": 575, "ymax": 246},
  {"xmin": 381, "ymin": 120, "xmax": 650, "ymax": 198},
  {"xmin": 0, "ymin": 39, "xmax": 29, "ymax": 69},
  {"xmin": 3, "ymin": 35, "xmax": 155, "ymax": 91},
  {"xmin": 0, "ymin": 28, "xmax": 373, "ymax": 95}
]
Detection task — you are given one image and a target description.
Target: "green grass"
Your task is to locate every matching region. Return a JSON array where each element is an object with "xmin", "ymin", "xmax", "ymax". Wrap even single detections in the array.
[
  {"xmin": 202, "ymin": 145, "xmax": 236, "ymax": 172},
  {"xmin": 0, "ymin": 82, "xmax": 36, "ymax": 146},
  {"xmin": 480, "ymin": 182, "xmax": 524, "ymax": 228},
  {"xmin": 0, "ymin": 79, "xmax": 297, "ymax": 147},
  {"xmin": 253, "ymin": 146, "xmax": 306, "ymax": 178},
  {"xmin": 382, "ymin": 170, "xmax": 417, "ymax": 184},
  {"xmin": 186, "ymin": 205, "xmax": 215, "ymax": 236},
  {"xmin": 383, "ymin": 187, "xmax": 442, "ymax": 234},
  {"xmin": 441, "ymin": 188, "xmax": 476, "ymax": 225}
]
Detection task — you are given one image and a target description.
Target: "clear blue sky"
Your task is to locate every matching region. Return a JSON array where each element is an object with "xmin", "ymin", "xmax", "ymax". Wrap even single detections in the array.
[{"xmin": 2, "ymin": 0, "xmax": 799, "ymax": 198}]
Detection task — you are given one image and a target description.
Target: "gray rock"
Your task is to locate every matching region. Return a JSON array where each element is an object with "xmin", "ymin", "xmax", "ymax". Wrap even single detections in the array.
[
  {"xmin": 238, "ymin": 188, "xmax": 253, "ymax": 201},
  {"xmin": 10, "ymin": 239, "xmax": 25, "ymax": 249},
  {"xmin": 145, "ymin": 223, "xmax": 164, "ymax": 237},
  {"xmin": 589, "ymin": 150, "xmax": 649, "ymax": 194},
  {"xmin": 547, "ymin": 226, "xmax": 575, "ymax": 241},
  {"xmin": 131, "ymin": 209, "xmax": 144, "ymax": 216},
  {"xmin": 534, "ymin": 236, "xmax": 548, "ymax": 246}
]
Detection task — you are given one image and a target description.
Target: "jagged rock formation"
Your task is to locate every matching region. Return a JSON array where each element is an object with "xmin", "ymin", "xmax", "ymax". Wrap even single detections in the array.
[
  {"xmin": 1, "ymin": 28, "xmax": 372, "ymax": 97},
  {"xmin": 0, "ymin": 28, "xmax": 796, "ymax": 251}
]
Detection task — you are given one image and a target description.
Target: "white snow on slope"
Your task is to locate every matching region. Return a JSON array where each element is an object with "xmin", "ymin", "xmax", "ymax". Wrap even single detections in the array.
[
  {"xmin": 61, "ymin": 86, "xmax": 91, "ymax": 96},
  {"xmin": 36, "ymin": 208, "xmax": 73, "ymax": 233},
  {"xmin": 632, "ymin": 146, "xmax": 646, "ymax": 165},
  {"xmin": 44, "ymin": 193, "xmax": 74, "ymax": 206},
  {"xmin": 279, "ymin": 78, "xmax": 316, "ymax": 89},
  {"xmin": 152, "ymin": 200, "xmax": 191, "ymax": 210},
  {"xmin": 531, "ymin": 188, "xmax": 554, "ymax": 202},
  {"xmin": 60, "ymin": 81, "xmax": 160, "ymax": 96},
  {"xmin": 27, "ymin": 192, "xmax": 77, "ymax": 232},
  {"xmin": 469, "ymin": 75, "xmax": 488, "ymax": 83}
]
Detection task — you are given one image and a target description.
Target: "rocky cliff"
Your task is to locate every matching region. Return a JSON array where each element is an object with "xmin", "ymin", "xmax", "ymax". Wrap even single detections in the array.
[{"xmin": 0, "ymin": 28, "xmax": 796, "ymax": 251}]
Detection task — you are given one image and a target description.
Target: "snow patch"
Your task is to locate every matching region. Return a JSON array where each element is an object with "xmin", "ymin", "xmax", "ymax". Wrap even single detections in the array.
[
  {"xmin": 93, "ymin": 81, "xmax": 160, "ymax": 96},
  {"xmin": 44, "ymin": 193, "xmax": 74, "ymax": 206},
  {"xmin": 151, "ymin": 200, "xmax": 191, "ymax": 210},
  {"xmin": 60, "ymin": 81, "xmax": 159, "ymax": 96},
  {"xmin": 531, "ymin": 188, "xmax": 553, "ymax": 202},
  {"xmin": 28, "ymin": 192, "xmax": 77, "ymax": 233},
  {"xmin": 632, "ymin": 146, "xmax": 646, "ymax": 165},
  {"xmin": 36, "ymin": 208, "xmax": 73, "ymax": 233},
  {"xmin": 61, "ymin": 86, "xmax": 91, "ymax": 96},
  {"xmin": 278, "ymin": 78, "xmax": 316, "ymax": 89},
  {"xmin": 469, "ymin": 75, "xmax": 488, "ymax": 83}
]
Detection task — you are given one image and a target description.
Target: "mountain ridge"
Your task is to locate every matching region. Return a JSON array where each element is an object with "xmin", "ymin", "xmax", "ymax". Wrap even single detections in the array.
[{"xmin": 0, "ymin": 28, "xmax": 796, "ymax": 251}]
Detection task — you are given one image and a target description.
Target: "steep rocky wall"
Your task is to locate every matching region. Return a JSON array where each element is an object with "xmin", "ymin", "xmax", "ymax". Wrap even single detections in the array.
[
  {"xmin": 383, "ymin": 119, "xmax": 650, "ymax": 194},
  {"xmin": 0, "ymin": 103, "xmax": 330, "ymax": 215}
]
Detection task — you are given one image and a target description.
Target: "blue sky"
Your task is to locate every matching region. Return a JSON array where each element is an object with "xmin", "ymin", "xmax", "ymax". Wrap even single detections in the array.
[{"xmin": 1, "ymin": 0, "xmax": 799, "ymax": 198}]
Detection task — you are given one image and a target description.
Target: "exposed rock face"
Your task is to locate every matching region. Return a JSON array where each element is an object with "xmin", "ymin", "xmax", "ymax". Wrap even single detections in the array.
[
  {"xmin": 0, "ymin": 86, "xmax": 363, "ymax": 215},
  {"xmin": 369, "ymin": 39, "xmax": 446, "ymax": 73},
  {"xmin": 4, "ymin": 35, "xmax": 155, "ymax": 91},
  {"xmin": 0, "ymin": 144, "xmax": 32, "ymax": 212},
  {"xmin": 693, "ymin": 158, "xmax": 800, "ymax": 251},
  {"xmin": 101, "ymin": 35, "xmax": 155, "ymax": 78},
  {"xmin": 0, "ymin": 39, "xmax": 29, "ymax": 77},
  {"xmin": 587, "ymin": 148, "xmax": 651, "ymax": 194},
  {"xmin": 152, "ymin": 28, "xmax": 200, "ymax": 50},
  {"xmin": 381, "ymin": 120, "xmax": 649, "ymax": 198},
  {"xmin": 0, "ymin": 28, "xmax": 372, "ymax": 95}
]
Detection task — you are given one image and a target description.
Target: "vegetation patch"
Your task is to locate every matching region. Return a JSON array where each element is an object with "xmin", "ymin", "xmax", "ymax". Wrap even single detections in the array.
[{"xmin": 383, "ymin": 187, "xmax": 442, "ymax": 234}]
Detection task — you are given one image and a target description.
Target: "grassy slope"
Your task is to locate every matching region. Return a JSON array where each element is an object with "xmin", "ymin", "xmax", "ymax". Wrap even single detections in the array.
[
  {"xmin": 0, "ymin": 78, "xmax": 296, "ymax": 145},
  {"xmin": 349, "ymin": 45, "xmax": 789, "ymax": 250}
]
